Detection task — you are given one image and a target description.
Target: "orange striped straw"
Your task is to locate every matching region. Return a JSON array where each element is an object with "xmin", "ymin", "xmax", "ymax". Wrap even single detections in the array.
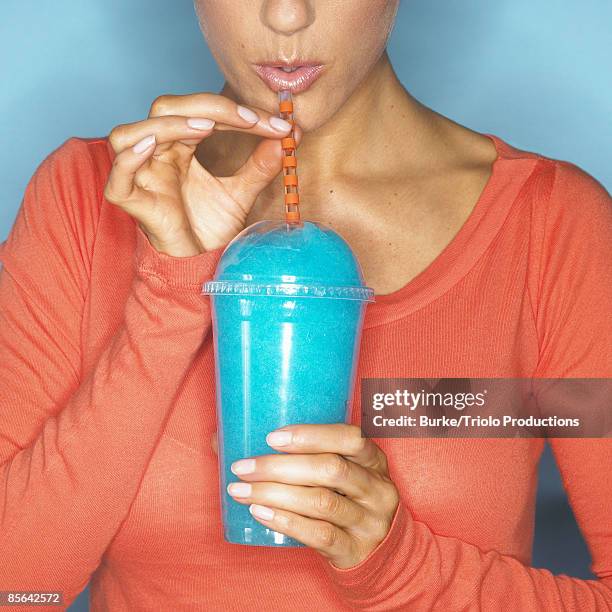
[{"xmin": 278, "ymin": 89, "xmax": 300, "ymax": 224}]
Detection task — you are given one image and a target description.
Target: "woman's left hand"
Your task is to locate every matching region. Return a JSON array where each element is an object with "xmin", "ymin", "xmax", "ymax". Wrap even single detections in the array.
[{"xmin": 216, "ymin": 423, "xmax": 400, "ymax": 569}]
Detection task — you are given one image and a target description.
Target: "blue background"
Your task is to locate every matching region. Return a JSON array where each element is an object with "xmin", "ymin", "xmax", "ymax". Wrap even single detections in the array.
[{"xmin": 1, "ymin": 1, "xmax": 609, "ymax": 609}]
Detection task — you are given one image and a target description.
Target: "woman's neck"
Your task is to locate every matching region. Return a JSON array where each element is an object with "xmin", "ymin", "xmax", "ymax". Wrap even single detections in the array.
[
  {"xmin": 199, "ymin": 51, "xmax": 456, "ymax": 218},
  {"xmin": 281, "ymin": 52, "xmax": 433, "ymax": 182}
]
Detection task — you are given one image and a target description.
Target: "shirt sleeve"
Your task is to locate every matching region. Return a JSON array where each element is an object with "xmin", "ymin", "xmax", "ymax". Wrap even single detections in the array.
[
  {"xmin": 321, "ymin": 160, "xmax": 612, "ymax": 611},
  {"xmin": 0, "ymin": 139, "xmax": 224, "ymax": 608}
]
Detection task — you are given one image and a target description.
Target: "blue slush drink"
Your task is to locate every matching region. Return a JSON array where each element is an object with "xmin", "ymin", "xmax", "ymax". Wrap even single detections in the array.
[{"xmin": 202, "ymin": 219, "xmax": 374, "ymax": 546}]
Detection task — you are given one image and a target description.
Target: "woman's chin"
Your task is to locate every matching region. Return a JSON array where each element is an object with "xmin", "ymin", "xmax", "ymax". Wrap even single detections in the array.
[{"xmin": 291, "ymin": 116, "xmax": 326, "ymax": 133}]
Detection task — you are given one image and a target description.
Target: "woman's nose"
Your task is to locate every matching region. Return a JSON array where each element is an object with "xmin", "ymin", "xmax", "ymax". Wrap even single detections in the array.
[{"xmin": 262, "ymin": 0, "xmax": 314, "ymax": 36}]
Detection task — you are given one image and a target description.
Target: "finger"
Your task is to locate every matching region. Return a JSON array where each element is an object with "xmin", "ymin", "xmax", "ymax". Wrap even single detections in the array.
[
  {"xmin": 230, "ymin": 453, "xmax": 374, "ymax": 502},
  {"xmin": 108, "ymin": 116, "xmax": 216, "ymax": 154},
  {"xmin": 223, "ymin": 138, "xmax": 283, "ymax": 208},
  {"xmin": 149, "ymin": 92, "xmax": 293, "ymax": 138},
  {"xmin": 266, "ymin": 424, "xmax": 389, "ymax": 474},
  {"xmin": 225, "ymin": 123, "xmax": 304, "ymax": 207},
  {"xmin": 248, "ymin": 503, "xmax": 351, "ymax": 562},
  {"xmin": 104, "ymin": 135, "xmax": 157, "ymax": 203},
  {"xmin": 227, "ymin": 481, "xmax": 368, "ymax": 532}
]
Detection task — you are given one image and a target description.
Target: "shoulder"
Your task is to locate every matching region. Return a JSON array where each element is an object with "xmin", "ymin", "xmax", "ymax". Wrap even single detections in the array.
[
  {"xmin": 0, "ymin": 137, "xmax": 113, "ymax": 266},
  {"xmin": 492, "ymin": 134, "xmax": 611, "ymax": 224},
  {"xmin": 547, "ymin": 158, "xmax": 611, "ymax": 215},
  {"xmin": 39, "ymin": 136, "xmax": 112, "ymax": 188},
  {"xmin": 543, "ymin": 159, "xmax": 610, "ymax": 236},
  {"xmin": 29, "ymin": 136, "xmax": 113, "ymax": 230}
]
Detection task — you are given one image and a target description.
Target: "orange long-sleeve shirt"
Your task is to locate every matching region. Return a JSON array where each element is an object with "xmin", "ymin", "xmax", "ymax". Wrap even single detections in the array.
[{"xmin": 0, "ymin": 134, "xmax": 611, "ymax": 611}]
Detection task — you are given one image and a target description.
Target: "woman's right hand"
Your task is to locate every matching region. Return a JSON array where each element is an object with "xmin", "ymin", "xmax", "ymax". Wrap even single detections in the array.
[{"xmin": 103, "ymin": 93, "xmax": 300, "ymax": 257}]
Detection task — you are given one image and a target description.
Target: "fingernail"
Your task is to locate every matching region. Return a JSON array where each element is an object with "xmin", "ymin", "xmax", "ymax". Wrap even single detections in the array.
[
  {"xmin": 267, "ymin": 430, "xmax": 293, "ymax": 447},
  {"xmin": 231, "ymin": 458, "xmax": 256, "ymax": 475},
  {"xmin": 187, "ymin": 117, "xmax": 215, "ymax": 130},
  {"xmin": 250, "ymin": 504, "xmax": 275, "ymax": 520},
  {"xmin": 227, "ymin": 482, "xmax": 252, "ymax": 498},
  {"xmin": 269, "ymin": 117, "xmax": 292, "ymax": 132},
  {"xmin": 237, "ymin": 105, "xmax": 259, "ymax": 123},
  {"xmin": 133, "ymin": 135, "xmax": 156, "ymax": 154}
]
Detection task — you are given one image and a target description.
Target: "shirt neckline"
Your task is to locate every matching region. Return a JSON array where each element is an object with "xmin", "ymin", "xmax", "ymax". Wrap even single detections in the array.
[
  {"xmin": 362, "ymin": 133, "xmax": 537, "ymax": 329},
  {"xmin": 103, "ymin": 134, "xmax": 536, "ymax": 329}
]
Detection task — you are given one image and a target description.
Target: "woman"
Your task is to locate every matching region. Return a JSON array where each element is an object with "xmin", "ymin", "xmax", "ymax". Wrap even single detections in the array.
[{"xmin": 1, "ymin": 1, "xmax": 610, "ymax": 610}]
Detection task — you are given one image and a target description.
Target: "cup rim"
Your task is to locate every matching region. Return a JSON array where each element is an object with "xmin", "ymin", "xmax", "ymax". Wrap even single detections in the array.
[{"xmin": 202, "ymin": 280, "xmax": 375, "ymax": 302}]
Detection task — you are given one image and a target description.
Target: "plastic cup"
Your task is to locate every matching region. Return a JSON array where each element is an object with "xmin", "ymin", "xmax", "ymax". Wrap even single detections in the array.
[{"xmin": 202, "ymin": 220, "xmax": 374, "ymax": 546}]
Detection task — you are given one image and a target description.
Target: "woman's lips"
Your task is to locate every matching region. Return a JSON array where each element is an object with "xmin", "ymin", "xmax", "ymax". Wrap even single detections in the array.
[{"xmin": 253, "ymin": 64, "xmax": 325, "ymax": 94}]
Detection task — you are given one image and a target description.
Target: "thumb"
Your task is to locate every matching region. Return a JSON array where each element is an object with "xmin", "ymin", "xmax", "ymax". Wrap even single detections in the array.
[{"xmin": 225, "ymin": 124, "xmax": 303, "ymax": 210}]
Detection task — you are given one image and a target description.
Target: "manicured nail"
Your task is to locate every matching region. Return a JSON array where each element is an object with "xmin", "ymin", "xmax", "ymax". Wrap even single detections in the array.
[
  {"xmin": 250, "ymin": 504, "xmax": 275, "ymax": 521},
  {"xmin": 237, "ymin": 105, "xmax": 259, "ymax": 123},
  {"xmin": 187, "ymin": 117, "xmax": 216, "ymax": 130},
  {"xmin": 231, "ymin": 458, "xmax": 256, "ymax": 475},
  {"xmin": 133, "ymin": 135, "xmax": 156, "ymax": 154},
  {"xmin": 269, "ymin": 117, "xmax": 292, "ymax": 132},
  {"xmin": 267, "ymin": 430, "xmax": 293, "ymax": 447},
  {"xmin": 227, "ymin": 482, "xmax": 252, "ymax": 497}
]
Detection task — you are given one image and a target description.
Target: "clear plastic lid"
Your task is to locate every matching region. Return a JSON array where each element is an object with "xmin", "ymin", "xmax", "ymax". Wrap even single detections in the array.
[{"xmin": 202, "ymin": 220, "xmax": 375, "ymax": 302}]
